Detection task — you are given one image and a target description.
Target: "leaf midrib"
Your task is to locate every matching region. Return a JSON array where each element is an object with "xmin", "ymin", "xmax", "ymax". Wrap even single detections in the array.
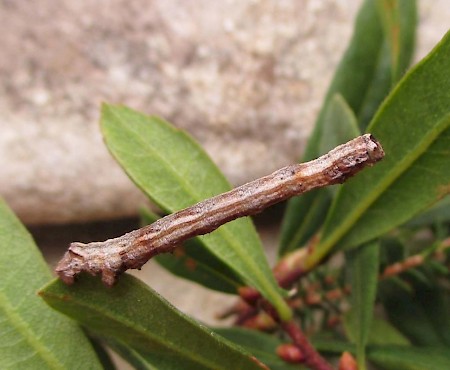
[
  {"xmin": 0, "ymin": 291, "xmax": 64, "ymax": 369},
  {"xmin": 43, "ymin": 291, "xmax": 248, "ymax": 370},
  {"xmin": 315, "ymin": 113, "xmax": 450, "ymax": 258}
]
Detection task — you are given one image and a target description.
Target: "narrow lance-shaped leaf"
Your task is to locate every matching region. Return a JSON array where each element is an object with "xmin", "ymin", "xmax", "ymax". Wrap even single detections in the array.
[
  {"xmin": 367, "ymin": 345, "xmax": 450, "ymax": 370},
  {"xmin": 103, "ymin": 338, "xmax": 158, "ymax": 370},
  {"xmin": 312, "ymin": 336, "xmax": 450, "ymax": 369},
  {"xmin": 405, "ymin": 196, "xmax": 450, "ymax": 228},
  {"xmin": 214, "ymin": 328, "xmax": 299, "ymax": 370},
  {"xmin": 0, "ymin": 199, "xmax": 102, "ymax": 370},
  {"xmin": 314, "ymin": 339, "xmax": 450, "ymax": 370},
  {"xmin": 88, "ymin": 338, "xmax": 117, "ymax": 370},
  {"xmin": 279, "ymin": 94, "xmax": 360, "ymax": 255},
  {"xmin": 303, "ymin": 0, "xmax": 385, "ymax": 160},
  {"xmin": 344, "ymin": 316, "xmax": 410, "ymax": 347},
  {"xmin": 379, "ymin": 273, "xmax": 450, "ymax": 347},
  {"xmin": 345, "ymin": 241, "xmax": 380, "ymax": 370},
  {"xmin": 155, "ymin": 240, "xmax": 245, "ymax": 295},
  {"xmin": 101, "ymin": 104, "xmax": 290, "ymax": 320},
  {"xmin": 308, "ymin": 30, "xmax": 450, "ymax": 267},
  {"xmin": 377, "ymin": 0, "xmax": 417, "ymax": 83},
  {"xmin": 40, "ymin": 275, "xmax": 269, "ymax": 370},
  {"xmin": 357, "ymin": 0, "xmax": 417, "ymax": 128},
  {"xmin": 279, "ymin": 0, "xmax": 383, "ymax": 256},
  {"xmin": 278, "ymin": 188, "xmax": 331, "ymax": 256},
  {"xmin": 279, "ymin": 0, "xmax": 416, "ymax": 256}
]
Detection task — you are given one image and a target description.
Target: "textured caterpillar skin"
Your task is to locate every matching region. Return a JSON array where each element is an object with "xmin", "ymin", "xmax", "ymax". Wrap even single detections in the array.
[{"xmin": 56, "ymin": 134, "xmax": 384, "ymax": 286}]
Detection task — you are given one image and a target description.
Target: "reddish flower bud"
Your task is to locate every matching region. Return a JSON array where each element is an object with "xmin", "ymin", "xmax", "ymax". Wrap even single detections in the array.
[
  {"xmin": 238, "ymin": 286, "xmax": 260, "ymax": 304},
  {"xmin": 242, "ymin": 312, "xmax": 277, "ymax": 331},
  {"xmin": 326, "ymin": 316, "xmax": 340, "ymax": 328},
  {"xmin": 339, "ymin": 351, "xmax": 358, "ymax": 370},
  {"xmin": 276, "ymin": 344, "xmax": 305, "ymax": 363}
]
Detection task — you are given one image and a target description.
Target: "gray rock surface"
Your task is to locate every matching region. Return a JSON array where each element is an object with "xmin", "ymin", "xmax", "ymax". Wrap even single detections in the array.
[{"xmin": 0, "ymin": 0, "xmax": 448, "ymax": 224}]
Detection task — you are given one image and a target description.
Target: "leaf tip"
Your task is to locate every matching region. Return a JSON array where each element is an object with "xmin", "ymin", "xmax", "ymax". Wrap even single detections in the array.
[{"xmin": 100, "ymin": 101, "xmax": 113, "ymax": 115}]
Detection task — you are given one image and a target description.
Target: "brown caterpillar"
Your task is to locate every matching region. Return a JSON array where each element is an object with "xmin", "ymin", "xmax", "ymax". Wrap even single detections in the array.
[{"xmin": 56, "ymin": 134, "xmax": 384, "ymax": 286}]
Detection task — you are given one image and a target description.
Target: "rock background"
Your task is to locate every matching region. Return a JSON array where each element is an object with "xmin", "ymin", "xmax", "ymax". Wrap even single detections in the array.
[{"xmin": 1, "ymin": 0, "xmax": 447, "ymax": 225}]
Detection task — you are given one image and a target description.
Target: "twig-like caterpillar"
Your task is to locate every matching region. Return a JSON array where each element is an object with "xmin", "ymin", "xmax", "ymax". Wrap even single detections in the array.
[{"xmin": 56, "ymin": 134, "xmax": 384, "ymax": 286}]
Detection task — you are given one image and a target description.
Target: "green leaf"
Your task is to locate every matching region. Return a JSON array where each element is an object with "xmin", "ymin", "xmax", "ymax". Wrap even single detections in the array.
[
  {"xmin": 379, "ymin": 236, "xmax": 406, "ymax": 268},
  {"xmin": 304, "ymin": 0, "xmax": 383, "ymax": 161},
  {"xmin": 104, "ymin": 339, "xmax": 158, "ymax": 370},
  {"xmin": 367, "ymin": 345, "xmax": 450, "ymax": 370},
  {"xmin": 278, "ymin": 189, "xmax": 331, "ymax": 256},
  {"xmin": 0, "ymin": 199, "xmax": 101, "ymax": 370},
  {"xmin": 303, "ymin": 0, "xmax": 416, "ymax": 163},
  {"xmin": 319, "ymin": 94, "xmax": 361, "ymax": 156},
  {"xmin": 313, "ymin": 340, "xmax": 450, "ymax": 370},
  {"xmin": 155, "ymin": 240, "xmax": 244, "ymax": 294},
  {"xmin": 370, "ymin": 318, "xmax": 410, "ymax": 346},
  {"xmin": 279, "ymin": 0, "xmax": 384, "ymax": 256},
  {"xmin": 40, "ymin": 275, "xmax": 269, "ymax": 370},
  {"xmin": 345, "ymin": 241, "xmax": 380, "ymax": 369},
  {"xmin": 377, "ymin": 0, "xmax": 417, "ymax": 83},
  {"xmin": 312, "ymin": 337, "xmax": 354, "ymax": 355},
  {"xmin": 310, "ymin": 30, "xmax": 450, "ymax": 265},
  {"xmin": 344, "ymin": 316, "xmax": 410, "ymax": 347},
  {"xmin": 379, "ymin": 275, "xmax": 450, "ymax": 347},
  {"xmin": 405, "ymin": 195, "xmax": 450, "ymax": 227},
  {"xmin": 279, "ymin": 0, "xmax": 416, "ymax": 256},
  {"xmin": 89, "ymin": 337, "xmax": 117, "ymax": 370},
  {"xmin": 213, "ymin": 327, "xmax": 301, "ymax": 370},
  {"xmin": 101, "ymin": 104, "xmax": 290, "ymax": 320},
  {"xmin": 140, "ymin": 208, "xmax": 244, "ymax": 294},
  {"xmin": 313, "ymin": 339, "xmax": 450, "ymax": 370},
  {"xmin": 358, "ymin": 0, "xmax": 417, "ymax": 129}
]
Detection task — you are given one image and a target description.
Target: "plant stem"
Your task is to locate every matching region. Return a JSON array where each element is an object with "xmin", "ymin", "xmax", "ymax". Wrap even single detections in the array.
[{"xmin": 281, "ymin": 321, "xmax": 334, "ymax": 370}]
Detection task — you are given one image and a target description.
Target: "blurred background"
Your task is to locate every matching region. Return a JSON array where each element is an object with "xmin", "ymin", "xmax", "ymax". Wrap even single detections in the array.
[{"xmin": 0, "ymin": 0, "xmax": 448, "ymax": 337}]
